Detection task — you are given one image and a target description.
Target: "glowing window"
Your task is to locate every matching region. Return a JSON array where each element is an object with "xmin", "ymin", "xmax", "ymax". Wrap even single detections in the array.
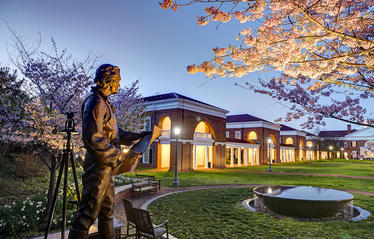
[
  {"xmin": 285, "ymin": 138, "xmax": 293, "ymax": 145},
  {"xmin": 248, "ymin": 131, "xmax": 257, "ymax": 140},
  {"xmin": 352, "ymin": 141, "xmax": 357, "ymax": 147}
]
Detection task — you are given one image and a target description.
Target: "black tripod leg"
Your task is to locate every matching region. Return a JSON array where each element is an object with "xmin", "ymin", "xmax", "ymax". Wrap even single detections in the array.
[
  {"xmin": 70, "ymin": 151, "xmax": 81, "ymax": 203},
  {"xmin": 44, "ymin": 154, "xmax": 65, "ymax": 239},
  {"xmin": 62, "ymin": 151, "xmax": 69, "ymax": 239}
]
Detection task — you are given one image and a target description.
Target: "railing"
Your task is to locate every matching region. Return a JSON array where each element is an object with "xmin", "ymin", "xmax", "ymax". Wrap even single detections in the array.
[
  {"xmin": 194, "ymin": 132, "xmax": 212, "ymax": 139},
  {"xmin": 160, "ymin": 130, "xmax": 171, "ymax": 138}
]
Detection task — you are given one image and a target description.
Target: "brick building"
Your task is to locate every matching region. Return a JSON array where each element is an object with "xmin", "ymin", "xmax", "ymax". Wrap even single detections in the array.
[
  {"xmin": 137, "ymin": 92, "xmax": 374, "ymax": 171},
  {"xmin": 138, "ymin": 93, "xmax": 228, "ymax": 171}
]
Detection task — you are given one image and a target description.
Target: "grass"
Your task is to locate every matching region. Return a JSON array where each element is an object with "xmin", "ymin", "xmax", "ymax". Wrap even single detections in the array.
[
  {"xmin": 149, "ymin": 188, "xmax": 374, "ymax": 239},
  {"xmin": 128, "ymin": 159, "xmax": 374, "ymax": 193},
  {"xmin": 0, "ymin": 153, "xmax": 49, "ymax": 207},
  {"xmin": 134, "ymin": 159, "xmax": 374, "ymax": 238},
  {"xmin": 224, "ymin": 159, "xmax": 374, "ymax": 177}
]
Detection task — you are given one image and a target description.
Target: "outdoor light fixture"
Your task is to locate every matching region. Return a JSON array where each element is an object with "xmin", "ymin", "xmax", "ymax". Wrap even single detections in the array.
[
  {"xmin": 268, "ymin": 137, "xmax": 272, "ymax": 172},
  {"xmin": 341, "ymin": 147, "xmax": 344, "ymax": 151},
  {"xmin": 173, "ymin": 127, "xmax": 181, "ymax": 187},
  {"xmin": 329, "ymin": 146, "xmax": 333, "ymax": 160}
]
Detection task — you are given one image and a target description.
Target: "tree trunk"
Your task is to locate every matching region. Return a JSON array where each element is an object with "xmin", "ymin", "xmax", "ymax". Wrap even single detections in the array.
[{"xmin": 46, "ymin": 155, "xmax": 57, "ymax": 215}]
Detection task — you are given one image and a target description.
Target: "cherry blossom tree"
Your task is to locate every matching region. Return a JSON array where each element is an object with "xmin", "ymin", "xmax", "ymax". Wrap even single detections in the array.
[
  {"xmin": 111, "ymin": 80, "xmax": 147, "ymax": 132},
  {"xmin": 160, "ymin": 0, "xmax": 374, "ymax": 128},
  {"xmin": 5, "ymin": 27, "xmax": 146, "ymax": 212}
]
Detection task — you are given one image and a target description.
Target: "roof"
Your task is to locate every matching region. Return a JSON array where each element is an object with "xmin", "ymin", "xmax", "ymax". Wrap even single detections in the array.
[
  {"xmin": 280, "ymin": 124, "xmax": 297, "ymax": 131},
  {"xmin": 318, "ymin": 130, "xmax": 357, "ymax": 137},
  {"xmin": 226, "ymin": 114, "xmax": 270, "ymax": 123},
  {"xmin": 226, "ymin": 138, "xmax": 260, "ymax": 144},
  {"xmin": 306, "ymin": 131, "xmax": 317, "ymax": 137},
  {"xmin": 143, "ymin": 92, "xmax": 220, "ymax": 109}
]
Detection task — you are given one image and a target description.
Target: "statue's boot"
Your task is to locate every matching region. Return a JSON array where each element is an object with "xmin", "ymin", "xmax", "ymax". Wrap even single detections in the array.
[
  {"xmin": 68, "ymin": 228, "xmax": 88, "ymax": 239},
  {"xmin": 98, "ymin": 218, "xmax": 115, "ymax": 239}
]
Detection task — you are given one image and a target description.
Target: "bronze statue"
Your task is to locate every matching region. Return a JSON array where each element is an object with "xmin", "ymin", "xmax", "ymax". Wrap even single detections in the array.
[{"xmin": 68, "ymin": 64, "xmax": 146, "ymax": 239}]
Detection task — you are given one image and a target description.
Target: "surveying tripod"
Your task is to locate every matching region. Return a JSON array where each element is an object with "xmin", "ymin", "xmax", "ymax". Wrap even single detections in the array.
[{"xmin": 44, "ymin": 112, "xmax": 81, "ymax": 239}]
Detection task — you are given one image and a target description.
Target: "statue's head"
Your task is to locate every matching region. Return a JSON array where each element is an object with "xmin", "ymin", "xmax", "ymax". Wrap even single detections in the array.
[{"xmin": 94, "ymin": 64, "xmax": 121, "ymax": 95}]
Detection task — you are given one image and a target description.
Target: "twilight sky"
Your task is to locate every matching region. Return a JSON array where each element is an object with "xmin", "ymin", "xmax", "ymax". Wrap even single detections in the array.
[{"xmin": 0, "ymin": 0, "xmax": 361, "ymax": 132}]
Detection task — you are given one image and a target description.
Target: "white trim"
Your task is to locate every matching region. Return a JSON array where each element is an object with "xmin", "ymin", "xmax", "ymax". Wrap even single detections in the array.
[
  {"xmin": 226, "ymin": 121, "xmax": 280, "ymax": 131},
  {"xmin": 280, "ymin": 146, "xmax": 295, "ymax": 150},
  {"xmin": 215, "ymin": 142, "xmax": 226, "ymax": 146},
  {"xmin": 169, "ymin": 139, "xmax": 193, "ymax": 144},
  {"xmin": 226, "ymin": 142, "xmax": 260, "ymax": 148},
  {"xmin": 280, "ymin": 130, "xmax": 307, "ymax": 137},
  {"xmin": 144, "ymin": 98, "xmax": 228, "ymax": 118}
]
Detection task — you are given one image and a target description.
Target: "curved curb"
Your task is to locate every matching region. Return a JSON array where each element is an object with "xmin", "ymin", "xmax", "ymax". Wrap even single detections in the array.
[{"xmin": 242, "ymin": 198, "xmax": 371, "ymax": 221}]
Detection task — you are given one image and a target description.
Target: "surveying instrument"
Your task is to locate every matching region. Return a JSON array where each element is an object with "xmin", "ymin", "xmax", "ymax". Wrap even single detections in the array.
[{"xmin": 44, "ymin": 112, "xmax": 81, "ymax": 239}]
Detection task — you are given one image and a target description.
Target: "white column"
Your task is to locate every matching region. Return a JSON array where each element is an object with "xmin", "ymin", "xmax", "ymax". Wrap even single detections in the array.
[
  {"xmin": 193, "ymin": 145, "xmax": 197, "ymax": 169},
  {"xmin": 244, "ymin": 148, "xmax": 248, "ymax": 166},
  {"xmin": 238, "ymin": 148, "xmax": 242, "ymax": 166},
  {"xmin": 209, "ymin": 146, "xmax": 213, "ymax": 168},
  {"xmin": 248, "ymin": 148, "xmax": 253, "ymax": 165},
  {"xmin": 205, "ymin": 146, "xmax": 209, "ymax": 168},
  {"xmin": 230, "ymin": 147, "xmax": 234, "ymax": 167},
  {"xmin": 254, "ymin": 148, "xmax": 258, "ymax": 165}
]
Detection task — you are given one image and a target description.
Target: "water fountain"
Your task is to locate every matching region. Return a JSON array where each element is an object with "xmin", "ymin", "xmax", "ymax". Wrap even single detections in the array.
[{"xmin": 243, "ymin": 185, "xmax": 370, "ymax": 221}]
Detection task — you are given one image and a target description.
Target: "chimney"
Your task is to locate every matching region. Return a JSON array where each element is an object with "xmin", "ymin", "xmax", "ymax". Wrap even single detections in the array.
[{"xmin": 347, "ymin": 124, "xmax": 351, "ymax": 133}]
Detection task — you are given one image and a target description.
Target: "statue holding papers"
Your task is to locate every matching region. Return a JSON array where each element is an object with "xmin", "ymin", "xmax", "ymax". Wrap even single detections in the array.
[{"xmin": 69, "ymin": 64, "xmax": 161, "ymax": 239}]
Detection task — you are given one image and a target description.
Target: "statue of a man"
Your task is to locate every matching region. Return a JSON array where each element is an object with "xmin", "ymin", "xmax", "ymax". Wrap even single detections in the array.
[{"xmin": 69, "ymin": 64, "xmax": 145, "ymax": 239}]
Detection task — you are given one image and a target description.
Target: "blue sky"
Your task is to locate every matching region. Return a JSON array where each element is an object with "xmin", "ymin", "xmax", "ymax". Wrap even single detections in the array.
[{"xmin": 0, "ymin": 0, "xmax": 359, "ymax": 132}]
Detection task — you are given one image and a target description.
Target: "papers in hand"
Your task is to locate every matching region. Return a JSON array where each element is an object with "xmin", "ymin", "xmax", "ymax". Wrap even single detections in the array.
[{"xmin": 112, "ymin": 125, "xmax": 162, "ymax": 175}]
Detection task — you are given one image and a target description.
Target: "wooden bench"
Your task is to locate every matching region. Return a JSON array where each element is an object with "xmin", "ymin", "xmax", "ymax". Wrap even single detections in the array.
[
  {"xmin": 135, "ymin": 173, "xmax": 161, "ymax": 190},
  {"xmin": 131, "ymin": 178, "xmax": 157, "ymax": 198}
]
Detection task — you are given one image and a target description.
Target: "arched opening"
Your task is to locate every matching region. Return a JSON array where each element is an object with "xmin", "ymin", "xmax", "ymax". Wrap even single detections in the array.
[
  {"xmin": 306, "ymin": 141, "xmax": 314, "ymax": 161},
  {"xmin": 193, "ymin": 121, "xmax": 215, "ymax": 169},
  {"xmin": 248, "ymin": 131, "xmax": 258, "ymax": 140},
  {"xmin": 299, "ymin": 139, "xmax": 304, "ymax": 161},
  {"xmin": 268, "ymin": 134, "xmax": 276, "ymax": 163},
  {"xmin": 285, "ymin": 137, "xmax": 293, "ymax": 145},
  {"xmin": 158, "ymin": 116, "xmax": 171, "ymax": 169}
]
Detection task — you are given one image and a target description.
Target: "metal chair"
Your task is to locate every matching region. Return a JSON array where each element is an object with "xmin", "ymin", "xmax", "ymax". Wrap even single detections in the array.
[
  {"xmin": 133, "ymin": 207, "xmax": 169, "ymax": 239},
  {"xmin": 122, "ymin": 199, "xmax": 137, "ymax": 238}
]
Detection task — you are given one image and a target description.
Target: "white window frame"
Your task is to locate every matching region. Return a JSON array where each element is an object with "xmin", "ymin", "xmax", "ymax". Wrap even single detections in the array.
[
  {"xmin": 235, "ymin": 131, "xmax": 241, "ymax": 139},
  {"xmin": 226, "ymin": 131, "xmax": 230, "ymax": 138},
  {"xmin": 143, "ymin": 148, "xmax": 150, "ymax": 164},
  {"xmin": 344, "ymin": 142, "xmax": 347, "ymax": 147}
]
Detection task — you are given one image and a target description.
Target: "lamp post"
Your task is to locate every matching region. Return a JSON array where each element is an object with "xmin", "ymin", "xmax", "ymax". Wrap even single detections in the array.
[
  {"xmin": 268, "ymin": 138, "xmax": 272, "ymax": 172},
  {"xmin": 172, "ymin": 127, "xmax": 181, "ymax": 187},
  {"xmin": 341, "ymin": 147, "xmax": 344, "ymax": 159}
]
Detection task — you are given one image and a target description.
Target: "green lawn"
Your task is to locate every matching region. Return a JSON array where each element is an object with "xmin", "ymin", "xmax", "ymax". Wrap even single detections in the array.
[
  {"xmin": 224, "ymin": 159, "xmax": 374, "ymax": 177},
  {"xmin": 134, "ymin": 160, "xmax": 374, "ymax": 239},
  {"xmin": 128, "ymin": 159, "xmax": 374, "ymax": 193},
  {"xmin": 149, "ymin": 188, "xmax": 374, "ymax": 239}
]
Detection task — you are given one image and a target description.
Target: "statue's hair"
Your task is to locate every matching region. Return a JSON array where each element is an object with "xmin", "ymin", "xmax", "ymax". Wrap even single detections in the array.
[{"xmin": 94, "ymin": 64, "xmax": 120, "ymax": 87}]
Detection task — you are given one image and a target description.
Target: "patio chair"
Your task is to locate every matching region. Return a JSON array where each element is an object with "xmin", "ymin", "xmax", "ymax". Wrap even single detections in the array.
[
  {"xmin": 122, "ymin": 199, "xmax": 137, "ymax": 238},
  {"xmin": 133, "ymin": 207, "xmax": 169, "ymax": 239}
]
